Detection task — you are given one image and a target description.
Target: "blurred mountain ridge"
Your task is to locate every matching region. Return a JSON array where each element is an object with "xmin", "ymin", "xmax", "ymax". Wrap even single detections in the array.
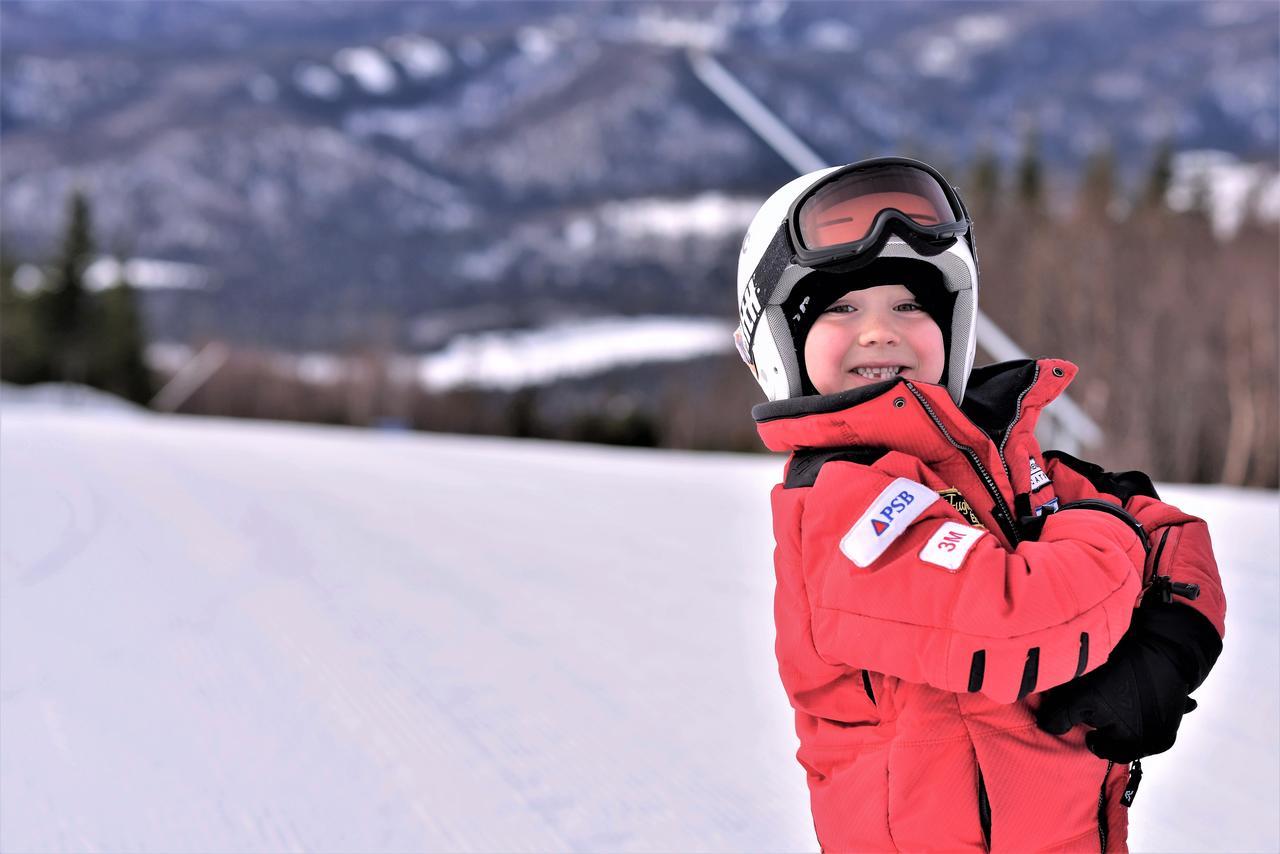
[{"xmin": 2, "ymin": 0, "xmax": 1277, "ymax": 349}]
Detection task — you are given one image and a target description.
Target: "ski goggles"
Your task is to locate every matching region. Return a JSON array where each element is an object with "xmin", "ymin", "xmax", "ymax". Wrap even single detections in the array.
[{"xmin": 787, "ymin": 157, "xmax": 973, "ymax": 268}]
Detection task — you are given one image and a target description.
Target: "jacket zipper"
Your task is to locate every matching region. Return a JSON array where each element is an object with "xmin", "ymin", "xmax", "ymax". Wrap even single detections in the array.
[
  {"xmin": 1141, "ymin": 528, "xmax": 1201, "ymax": 603},
  {"xmin": 977, "ymin": 765, "xmax": 992, "ymax": 851},
  {"xmin": 996, "ymin": 364, "xmax": 1041, "ymax": 482},
  {"xmin": 905, "ymin": 382, "xmax": 1022, "ymax": 547},
  {"xmin": 1097, "ymin": 759, "xmax": 1114, "ymax": 853}
]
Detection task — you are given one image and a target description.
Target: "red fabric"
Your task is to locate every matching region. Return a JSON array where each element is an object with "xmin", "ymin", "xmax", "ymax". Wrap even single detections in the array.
[
  {"xmin": 1041, "ymin": 461, "xmax": 1227, "ymax": 638},
  {"xmin": 758, "ymin": 358, "xmax": 1224, "ymax": 852}
]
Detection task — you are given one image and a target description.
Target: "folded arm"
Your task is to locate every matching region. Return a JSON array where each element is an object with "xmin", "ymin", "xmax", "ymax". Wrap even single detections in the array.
[{"xmin": 802, "ymin": 463, "xmax": 1149, "ymax": 704}]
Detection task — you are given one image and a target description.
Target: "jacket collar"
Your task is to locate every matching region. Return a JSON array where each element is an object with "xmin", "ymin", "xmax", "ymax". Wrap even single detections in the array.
[{"xmin": 754, "ymin": 358, "xmax": 1079, "ymax": 454}]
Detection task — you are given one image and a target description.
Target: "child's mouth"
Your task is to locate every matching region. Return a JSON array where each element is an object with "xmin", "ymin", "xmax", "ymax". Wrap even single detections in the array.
[{"xmin": 852, "ymin": 366, "xmax": 906, "ymax": 381}]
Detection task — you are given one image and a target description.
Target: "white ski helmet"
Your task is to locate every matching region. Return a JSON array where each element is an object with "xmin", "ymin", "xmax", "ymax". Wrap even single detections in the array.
[{"xmin": 735, "ymin": 157, "xmax": 980, "ymax": 405}]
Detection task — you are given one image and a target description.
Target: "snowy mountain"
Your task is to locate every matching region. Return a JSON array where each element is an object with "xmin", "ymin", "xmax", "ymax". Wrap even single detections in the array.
[
  {"xmin": 1, "ymin": 397, "xmax": 1276, "ymax": 852},
  {"xmin": 1, "ymin": 1, "xmax": 1277, "ymax": 350}
]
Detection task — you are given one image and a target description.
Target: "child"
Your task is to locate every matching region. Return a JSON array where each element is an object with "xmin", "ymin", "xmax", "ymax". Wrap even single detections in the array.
[{"xmin": 733, "ymin": 157, "xmax": 1226, "ymax": 852}]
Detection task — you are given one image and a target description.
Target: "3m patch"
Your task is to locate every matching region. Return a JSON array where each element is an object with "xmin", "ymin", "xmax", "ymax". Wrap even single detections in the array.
[
  {"xmin": 919, "ymin": 521, "xmax": 986, "ymax": 572},
  {"xmin": 1029, "ymin": 457, "xmax": 1051, "ymax": 492},
  {"xmin": 840, "ymin": 478, "xmax": 939, "ymax": 568},
  {"xmin": 939, "ymin": 487, "xmax": 986, "ymax": 530}
]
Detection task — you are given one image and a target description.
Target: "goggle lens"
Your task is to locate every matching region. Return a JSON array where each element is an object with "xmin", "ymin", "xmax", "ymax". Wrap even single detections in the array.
[{"xmin": 795, "ymin": 165, "xmax": 960, "ymax": 251}]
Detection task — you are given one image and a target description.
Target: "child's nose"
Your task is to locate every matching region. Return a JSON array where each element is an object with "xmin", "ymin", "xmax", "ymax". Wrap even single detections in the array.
[{"xmin": 858, "ymin": 314, "xmax": 901, "ymax": 346}]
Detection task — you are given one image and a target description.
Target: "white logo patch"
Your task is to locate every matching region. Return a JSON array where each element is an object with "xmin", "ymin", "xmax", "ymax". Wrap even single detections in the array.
[
  {"xmin": 1029, "ymin": 457, "xmax": 1051, "ymax": 492},
  {"xmin": 840, "ymin": 478, "xmax": 940, "ymax": 568},
  {"xmin": 919, "ymin": 521, "xmax": 986, "ymax": 572}
]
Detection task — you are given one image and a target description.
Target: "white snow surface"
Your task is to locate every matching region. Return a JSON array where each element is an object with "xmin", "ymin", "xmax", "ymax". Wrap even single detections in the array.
[
  {"xmin": 1, "ymin": 404, "xmax": 1276, "ymax": 853},
  {"xmin": 416, "ymin": 316, "xmax": 735, "ymax": 391},
  {"xmin": 334, "ymin": 47, "xmax": 398, "ymax": 96}
]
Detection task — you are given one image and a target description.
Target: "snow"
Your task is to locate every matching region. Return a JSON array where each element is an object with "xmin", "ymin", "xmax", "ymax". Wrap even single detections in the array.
[
  {"xmin": 0, "ymin": 382, "xmax": 147, "ymax": 415},
  {"xmin": 1, "ymin": 402, "xmax": 1275, "ymax": 853},
  {"xmin": 1167, "ymin": 150, "xmax": 1280, "ymax": 238},
  {"xmin": 416, "ymin": 316, "xmax": 735, "ymax": 391},
  {"xmin": 292, "ymin": 63, "xmax": 342, "ymax": 100},
  {"xmin": 516, "ymin": 27, "xmax": 558, "ymax": 64},
  {"xmin": 83, "ymin": 256, "xmax": 211, "ymax": 292},
  {"xmin": 609, "ymin": 8, "xmax": 728, "ymax": 51},
  {"xmin": 385, "ymin": 35, "xmax": 451, "ymax": 80},
  {"xmin": 804, "ymin": 20, "xmax": 860, "ymax": 52},
  {"xmin": 143, "ymin": 315, "xmax": 736, "ymax": 394},
  {"xmin": 334, "ymin": 47, "xmax": 398, "ymax": 96},
  {"xmin": 917, "ymin": 36, "xmax": 960, "ymax": 79},
  {"xmin": 954, "ymin": 13, "xmax": 1012, "ymax": 48},
  {"xmin": 597, "ymin": 193, "xmax": 760, "ymax": 241}
]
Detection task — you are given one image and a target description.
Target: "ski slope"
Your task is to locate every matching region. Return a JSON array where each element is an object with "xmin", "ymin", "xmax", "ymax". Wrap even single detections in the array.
[{"xmin": 1, "ymin": 400, "xmax": 1276, "ymax": 853}]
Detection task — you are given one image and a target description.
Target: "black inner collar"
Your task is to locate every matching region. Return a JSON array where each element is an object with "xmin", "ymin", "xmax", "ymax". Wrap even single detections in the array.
[
  {"xmin": 753, "ymin": 359, "xmax": 1042, "ymax": 447},
  {"xmin": 959, "ymin": 359, "xmax": 1039, "ymax": 445}
]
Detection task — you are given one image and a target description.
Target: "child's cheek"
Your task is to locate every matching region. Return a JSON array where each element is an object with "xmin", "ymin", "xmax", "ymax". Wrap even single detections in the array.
[{"xmin": 805, "ymin": 323, "xmax": 842, "ymax": 389}]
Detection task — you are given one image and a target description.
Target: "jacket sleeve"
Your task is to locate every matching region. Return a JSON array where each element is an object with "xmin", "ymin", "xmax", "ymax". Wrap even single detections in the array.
[
  {"xmin": 1043, "ymin": 451, "xmax": 1226, "ymax": 640},
  {"xmin": 801, "ymin": 461, "xmax": 1149, "ymax": 705}
]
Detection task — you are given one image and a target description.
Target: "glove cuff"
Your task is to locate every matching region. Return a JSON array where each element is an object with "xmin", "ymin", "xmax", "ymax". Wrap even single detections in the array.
[{"xmin": 1133, "ymin": 600, "xmax": 1223, "ymax": 692}]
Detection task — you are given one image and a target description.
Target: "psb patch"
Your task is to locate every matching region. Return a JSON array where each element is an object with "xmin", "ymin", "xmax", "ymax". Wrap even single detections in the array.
[
  {"xmin": 840, "ymin": 478, "xmax": 939, "ymax": 568},
  {"xmin": 939, "ymin": 488, "xmax": 986, "ymax": 530},
  {"xmin": 919, "ymin": 521, "xmax": 986, "ymax": 572},
  {"xmin": 1028, "ymin": 457, "xmax": 1051, "ymax": 492}
]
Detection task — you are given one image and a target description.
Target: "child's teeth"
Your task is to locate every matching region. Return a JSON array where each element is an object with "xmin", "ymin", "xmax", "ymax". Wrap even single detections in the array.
[{"xmin": 855, "ymin": 366, "xmax": 902, "ymax": 379}]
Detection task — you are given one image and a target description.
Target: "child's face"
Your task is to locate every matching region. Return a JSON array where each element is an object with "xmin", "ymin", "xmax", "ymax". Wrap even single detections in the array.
[{"xmin": 803, "ymin": 284, "xmax": 946, "ymax": 395}]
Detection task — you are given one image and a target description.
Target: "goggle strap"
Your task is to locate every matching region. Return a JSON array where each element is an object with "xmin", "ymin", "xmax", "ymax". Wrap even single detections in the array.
[{"xmin": 742, "ymin": 221, "xmax": 794, "ymax": 352}]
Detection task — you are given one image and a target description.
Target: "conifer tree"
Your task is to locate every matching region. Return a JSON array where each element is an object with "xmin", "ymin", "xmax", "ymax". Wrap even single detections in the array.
[
  {"xmin": 44, "ymin": 190, "xmax": 95, "ymax": 384},
  {"xmin": 1141, "ymin": 139, "xmax": 1175, "ymax": 213},
  {"xmin": 90, "ymin": 267, "xmax": 153, "ymax": 405},
  {"xmin": 1077, "ymin": 143, "xmax": 1117, "ymax": 219},
  {"xmin": 1015, "ymin": 123, "xmax": 1044, "ymax": 211},
  {"xmin": 967, "ymin": 146, "xmax": 1001, "ymax": 216},
  {"xmin": 0, "ymin": 247, "xmax": 54, "ymax": 383}
]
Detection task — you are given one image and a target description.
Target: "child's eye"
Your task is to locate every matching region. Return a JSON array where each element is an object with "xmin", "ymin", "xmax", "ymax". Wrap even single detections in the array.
[
  {"xmin": 824, "ymin": 304, "xmax": 855, "ymax": 314},
  {"xmin": 895, "ymin": 302, "xmax": 923, "ymax": 312}
]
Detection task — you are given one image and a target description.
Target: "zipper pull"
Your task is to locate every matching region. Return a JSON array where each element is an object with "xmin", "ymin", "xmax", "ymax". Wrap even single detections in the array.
[
  {"xmin": 1120, "ymin": 759, "xmax": 1143, "ymax": 808},
  {"xmin": 1149, "ymin": 575, "xmax": 1202, "ymax": 604}
]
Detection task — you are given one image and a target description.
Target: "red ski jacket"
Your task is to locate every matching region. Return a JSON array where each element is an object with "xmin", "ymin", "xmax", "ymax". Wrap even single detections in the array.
[{"xmin": 754, "ymin": 358, "xmax": 1226, "ymax": 853}]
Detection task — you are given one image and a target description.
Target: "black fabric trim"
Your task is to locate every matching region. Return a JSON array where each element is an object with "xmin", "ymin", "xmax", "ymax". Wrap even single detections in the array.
[
  {"xmin": 977, "ymin": 767, "xmax": 992, "ymax": 850},
  {"xmin": 752, "ymin": 378, "xmax": 900, "ymax": 422},
  {"xmin": 1056, "ymin": 499, "xmax": 1151, "ymax": 555},
  {"xmin": 751, "ymin": 223, "xmax": 793, "ymax": 309},
  {"xmin": 1042, "ymin": 449, "xmax": 1160, "ymax": 503},
  {"xmin": 1017, "ymin": 647, "xmax": 1041, "ymax": 700},
  {"xmin": 1097, "ymin": 762, "xmax": 1112, "ymax": 852},
  {"xmin": 784, "ymin": 446, "xmax": 890, "ymax": 489},
  {"xmin": 967, "ymin": 650, "xmax": 986, "ymax": 693},
  {"xmin": 959, "ymin": 359, "xmax": 1038, "ymax": 445},
  {"xmin": 1075, "ymin": 632, "xmax": 1090, "ymax": 679}
]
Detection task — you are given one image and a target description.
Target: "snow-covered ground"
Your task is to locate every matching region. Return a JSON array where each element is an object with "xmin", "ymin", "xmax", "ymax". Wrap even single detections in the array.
[{"xmin": 1, "ymin": 398, "xmax": 1276, "ymax": 853}]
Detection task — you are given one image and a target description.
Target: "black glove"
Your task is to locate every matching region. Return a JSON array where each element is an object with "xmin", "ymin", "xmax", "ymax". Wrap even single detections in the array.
[{"xmin": 1035, "ymin": 599, "xmax": 1222, "ymax": 763}]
